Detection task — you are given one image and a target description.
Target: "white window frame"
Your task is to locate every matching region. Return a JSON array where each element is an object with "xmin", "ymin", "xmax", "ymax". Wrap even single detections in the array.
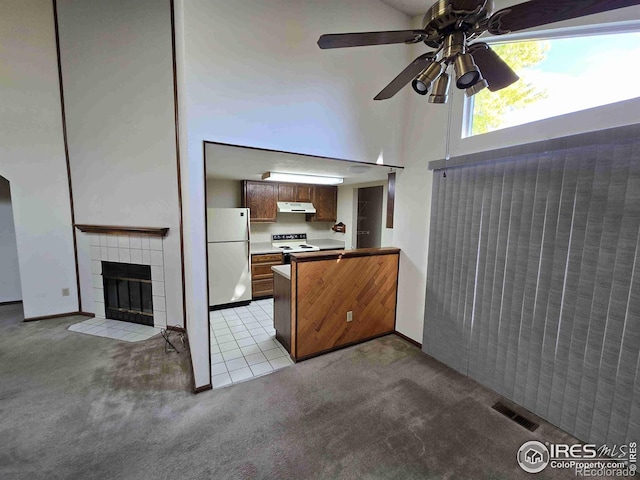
[{"xmin": 463, "ymin": 19, "xmax": 640, "ymax": 138}]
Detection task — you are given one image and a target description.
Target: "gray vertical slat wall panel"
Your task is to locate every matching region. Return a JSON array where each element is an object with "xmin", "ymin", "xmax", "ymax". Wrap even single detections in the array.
[
  {"xmin": 424, "ymin": 163, "xmax": 441, "ymax": 354},
  {"xmin": 547, "ymin": 152, "xmax": 582, "ymax": 426},
  {"xmin": 607, "ymin": 143, "xmax": 640, "ymax": 444},
  {"xmin": 475, "ymin": 162, "xmax": 505, "ymax": 386},
  {"xmin": 448, "ymin": 168, "xmax": 464, "ymax": 363},
  {"xmin": 428, "ymin": 167, "xmax": 447, "ymax": 359},
  {"xmin": 462, "ymin": 165, "xmax": 483, "ymax": 372},
  {"xmin": 424, "ymin": 135, "xmax": 640, "ymax": 447},
  {"xmin": 434, "ymin": 165, "xmax": 451, "ymax": 359},
  {"xmin": 549, "ymin": 152, "xmax": 593, "ymax": 430},
  {"xmin": 511, "ymin": 158, "xmax": 542, "ymax": 405},
  {"xmin": 532, "ymin": 153, "xmax": 568, "ymax": 418},
  {"xmin": 629, "ymin": 354, "xmax": 640, "ymax": 442},
  {"xmin": 521, "ymin": 155, "xmax": 553, "ymax": 411},
  {"xmin": 433, "ymin": 169, "xmax": 449, "ymax": 364},
  {"xmin": 450, "ymin": 167, "xmax": 472, "ymax": 374},
  {"xmin": 626, "ymin": 325, "xmax": 640, "ymax": 442},
  {"xmin": 559, "ymin": 149, "xmax": 601, "ymax": 436},
  {"xmin": 442, "ymin": 169, "xmax": 463, "ymax": 371},
  {"xmin": 587, "ymin": 145, "xmax": 632, "ymax": 443},
  {"xmin": 468, "ymin": 163, "xmax": 497, "ymax": 380},
  {"xmin": 490, "ymin": 161, "xmax": 516, "ymax": 392},
  {"xmin": 433, "ymin": 170, "xmax": 451, "ymax": 364},
  {"xmin": 573, "ymin": 146, "xmax": 615, "ymax": 441},
  {"xmin": 501, "ymin": 159, "xmax": 528, "ymax": 399}
]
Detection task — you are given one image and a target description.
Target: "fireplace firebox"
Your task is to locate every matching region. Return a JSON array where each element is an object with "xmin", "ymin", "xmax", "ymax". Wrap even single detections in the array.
[{"xmin": 102, "ymin": 261, "xmax": 153, "ymax": 326}]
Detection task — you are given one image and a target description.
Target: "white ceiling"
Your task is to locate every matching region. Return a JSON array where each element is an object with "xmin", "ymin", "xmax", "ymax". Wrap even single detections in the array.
[
  {"xmin": 205, "ymin": 143, "xmax": 401, "ymax": 186},
  {"xmin": 379, "ymin": 0, "xmax": 429, "ymax": 17},
  {"xmin": 379, "ymin": 0, "xmax": 524, "ymax": 17}
]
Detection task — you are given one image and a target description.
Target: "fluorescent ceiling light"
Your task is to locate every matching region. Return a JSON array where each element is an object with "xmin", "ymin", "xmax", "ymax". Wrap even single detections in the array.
[{"xmin": 262, "ymin": 171, "xmax": 343, "ymax": 185}]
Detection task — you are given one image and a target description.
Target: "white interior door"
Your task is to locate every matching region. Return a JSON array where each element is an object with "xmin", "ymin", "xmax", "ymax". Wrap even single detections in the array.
[{"xmin": 207, "ymin": 241, "xmax": 251, "ymax": 306}]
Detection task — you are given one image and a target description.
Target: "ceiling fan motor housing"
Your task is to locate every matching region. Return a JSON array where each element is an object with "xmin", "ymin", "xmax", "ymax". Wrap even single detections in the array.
[{"xmin": 421, "ymin": 0, "xmax": 494, "ymax": 48}]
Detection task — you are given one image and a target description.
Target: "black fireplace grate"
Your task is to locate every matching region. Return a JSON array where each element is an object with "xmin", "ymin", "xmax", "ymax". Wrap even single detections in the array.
[{"xmin": 102, "ymin": 261, "xmax": 153, "ymax": 326}]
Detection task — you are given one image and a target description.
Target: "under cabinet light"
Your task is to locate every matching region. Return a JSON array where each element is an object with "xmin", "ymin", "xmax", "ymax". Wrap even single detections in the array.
[{"xmin": 262, "ymin": 172, "xmax": 343, "ymax": 185}]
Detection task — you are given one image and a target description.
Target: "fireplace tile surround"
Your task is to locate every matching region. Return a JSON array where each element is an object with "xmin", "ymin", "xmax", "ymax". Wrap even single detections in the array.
[{"xmin": 85, "ymin": 233, "xmax": 167, "ymax": 328}]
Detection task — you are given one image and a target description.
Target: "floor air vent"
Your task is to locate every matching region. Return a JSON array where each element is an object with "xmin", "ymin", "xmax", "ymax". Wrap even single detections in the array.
[{"xmin": 492, "ymin": 402, "xmax": 539, "ymax": 432}]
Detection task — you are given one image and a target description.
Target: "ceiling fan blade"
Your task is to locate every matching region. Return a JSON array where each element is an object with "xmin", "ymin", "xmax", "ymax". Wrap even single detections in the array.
[
  {"xmin": 374, "ymin": 53, "xmax": 436, "ymax": 100},
  {"xmin": 469, "ymin": 43, "xmax": 519, "ymax": 92},
  {"xmin": 488, "ymin": 0, "xmax": 640, "ymax": 35},
  {"xmin": 317, "ymin": 30, "xmax": 426, "ymax": 49}
]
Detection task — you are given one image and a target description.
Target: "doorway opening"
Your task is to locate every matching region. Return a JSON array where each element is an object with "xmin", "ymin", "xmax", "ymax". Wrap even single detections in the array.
[
  {"xmin": 356, "ymin": 185, "xmax": 383, "ymax": 249},
  {"xmin": 0, "ymin": 175, "xmax": 22, "ymax": 306}
]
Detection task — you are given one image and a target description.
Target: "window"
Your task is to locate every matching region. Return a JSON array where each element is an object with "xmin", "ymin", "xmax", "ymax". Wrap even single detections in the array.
[{"xmin": 467, "ymin": 31, "xmax": 640, "ymax": 136}]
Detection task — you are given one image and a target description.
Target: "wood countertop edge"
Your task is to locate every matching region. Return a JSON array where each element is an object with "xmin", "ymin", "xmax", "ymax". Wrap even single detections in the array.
[{"xmin": 290, "ymin": 247, "xmax": 400, "ymax": 262}]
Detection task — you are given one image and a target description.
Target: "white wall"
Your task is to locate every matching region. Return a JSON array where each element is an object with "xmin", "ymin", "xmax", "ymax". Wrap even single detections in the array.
[
  {"xmin": 206, "ymin": 179, "xmax": 241, "ymax": 208},
  {"xmin": 175, "ymin": 0, "xmax": 412, "ymax": 388},
  {"xmin": 56, "ymin": 0, "xmax": 183, "ymax": 328},
  {"xmin": 0, "ymin": 177, "xmax": 22, "ymax": 303},
  {"xmin": 0, "ymin": 0, "xmax": 79, "ymax": 318},
  {"xmin": 393, "ymin": 5, "xmax": 640, "ymax": 344},
  {"xmin": 250, "ymin": 214, "xmax": 334, "ymax": 244}
]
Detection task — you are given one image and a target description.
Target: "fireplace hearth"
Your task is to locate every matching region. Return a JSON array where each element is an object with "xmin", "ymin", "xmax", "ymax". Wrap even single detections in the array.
[{"xmin": 102, "ymin": 261, "xmax": 153, "ymax": 326}]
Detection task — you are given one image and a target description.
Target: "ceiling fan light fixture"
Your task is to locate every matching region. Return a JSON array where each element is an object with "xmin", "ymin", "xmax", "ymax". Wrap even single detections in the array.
[
  {"xmin": 465, "ymin": 78, "xmax": 489, "ymax": 97},
  {"xmin": 317, "ymin": 0, "xmax": 640, "ymax": 104},
  {"xmin": 428, "ymin": 72, "xmax": 450, "ymax": 104},
  {"xmin": 412, "ymin": 61, "xmax": 444, "ymax": 95},
  {"xmin": 454, "ymin": 53, "xmax": 481, "ymax": 89}
]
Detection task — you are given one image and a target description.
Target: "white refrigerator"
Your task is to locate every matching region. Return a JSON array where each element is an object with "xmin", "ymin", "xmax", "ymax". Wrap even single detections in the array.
[{"xmin": 207, "ymin": 208, "xmax": 252, "ymax": 307}]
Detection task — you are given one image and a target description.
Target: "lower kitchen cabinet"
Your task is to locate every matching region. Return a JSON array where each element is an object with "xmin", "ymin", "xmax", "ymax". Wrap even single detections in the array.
[{"xmin": 251, "ymin": 253, "xmax": 283, "ymax": 299}]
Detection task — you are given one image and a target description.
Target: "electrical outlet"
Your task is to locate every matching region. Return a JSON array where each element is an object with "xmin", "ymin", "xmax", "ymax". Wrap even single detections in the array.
[
  {"xmin": 346, "ymin": 311, "xmax": 353, "ymax": 322},
  {"xmin": 62, "ymin": 288, "xmax": 70, "ymax": 297}
]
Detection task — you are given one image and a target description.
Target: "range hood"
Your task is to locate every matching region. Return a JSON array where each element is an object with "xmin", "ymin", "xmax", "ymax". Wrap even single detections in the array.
[{"xmin": 277, "ymin": 201, "xmax": 317, "ymax": 214}]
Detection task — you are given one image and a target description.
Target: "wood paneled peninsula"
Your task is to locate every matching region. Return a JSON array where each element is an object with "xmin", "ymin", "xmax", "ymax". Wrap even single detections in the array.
[{"xmin": 272, "ymin": 247, "xmax": 400, "ymax": 361}]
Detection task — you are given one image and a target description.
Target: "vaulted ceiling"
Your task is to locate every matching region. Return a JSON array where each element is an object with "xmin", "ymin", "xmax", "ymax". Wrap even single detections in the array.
[{"xmin": 379, "ymin": 0, "xmax": 525, "ymax": 18}]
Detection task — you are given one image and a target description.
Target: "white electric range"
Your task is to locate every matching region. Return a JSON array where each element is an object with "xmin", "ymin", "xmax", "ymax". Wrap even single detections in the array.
[{"xmin": 272, "ymin": 233, "xmax": 320, "ymax": 263}]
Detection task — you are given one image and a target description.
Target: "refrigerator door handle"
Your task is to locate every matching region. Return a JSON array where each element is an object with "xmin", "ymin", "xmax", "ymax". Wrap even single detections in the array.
[{"xmin": 246, "ymin": 209, "xmax": 251, "ymax": 271}]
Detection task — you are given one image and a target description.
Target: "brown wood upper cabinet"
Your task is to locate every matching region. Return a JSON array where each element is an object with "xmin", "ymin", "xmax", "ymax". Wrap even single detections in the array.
[
  {"xmin": 242, "ymin": 180, "xmax": 337, "ymax": 223},
  {"xmin": 277, "ymin": 183, "xmax": 314, "ymax": 203},
  {"xmin": 307, "ymin": 185, "xmax": 338, "ymax": 222},
  {"xmin": 242, "ymin": 181, "xmax": 277, "ymax": 222}
]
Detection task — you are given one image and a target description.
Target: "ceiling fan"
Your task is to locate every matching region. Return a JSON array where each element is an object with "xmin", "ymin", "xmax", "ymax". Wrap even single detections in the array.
[{"xmin": 317, "ymin": 0, "xmax": 640, "ymax": 103}]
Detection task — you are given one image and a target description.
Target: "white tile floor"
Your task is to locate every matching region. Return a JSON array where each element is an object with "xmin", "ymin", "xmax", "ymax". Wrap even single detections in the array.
[
  {"xmin": 68, "ymin": 317, "xmax": 161, "ymax": 342},
  {"xmin": 210, "ymin": 298, "xmax": 293, "ymax": 388}
]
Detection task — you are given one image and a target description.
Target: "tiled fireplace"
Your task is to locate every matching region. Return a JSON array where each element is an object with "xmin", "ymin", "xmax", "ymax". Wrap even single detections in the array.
[
  {"xmin": 102, "ymin": 261, "xmax": 154, "ymax": 326},
  {"xmin": 86, "ymin": 232, "xmax": 167, "ymax": 328}
]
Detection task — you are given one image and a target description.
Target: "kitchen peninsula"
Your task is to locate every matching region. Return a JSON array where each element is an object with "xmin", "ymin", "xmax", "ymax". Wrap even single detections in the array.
[{"xmin": 272, "ymin": 247, "xmax": 400, "ymax": 361}]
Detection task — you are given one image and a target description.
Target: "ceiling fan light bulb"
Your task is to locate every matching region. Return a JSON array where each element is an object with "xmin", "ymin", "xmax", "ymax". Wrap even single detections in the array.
[
  {"xmin": 412, "ymin": 61, "xmax": 444, "ymax": 96},
  {"xmin": 454, "ymin": 53, "xmax": 481, "ymax": 89},
  {"xmin": 412, "ymin": 79, "xmax": 430, "ymax": 95},
  {"xmin": 458, "ymin": 70, "xmax": 480, "ymax": 88}
]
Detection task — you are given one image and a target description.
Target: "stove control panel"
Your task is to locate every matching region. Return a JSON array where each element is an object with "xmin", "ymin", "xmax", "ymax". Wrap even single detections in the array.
[{"xmin": 272, "ymin": 233, "xmax": 307, "ymax": 242}]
